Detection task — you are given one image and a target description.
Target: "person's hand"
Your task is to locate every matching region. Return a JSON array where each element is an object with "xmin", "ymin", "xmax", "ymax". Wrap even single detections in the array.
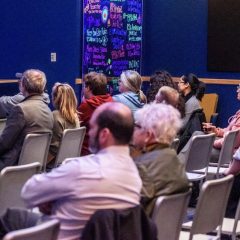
[
  {"xmin": 38, "ymin": 202, "xmax": 53, "ymax": 215},
  {"xmin": 202, "ymin": 122, "xmax": 216, "ymax": 133}
]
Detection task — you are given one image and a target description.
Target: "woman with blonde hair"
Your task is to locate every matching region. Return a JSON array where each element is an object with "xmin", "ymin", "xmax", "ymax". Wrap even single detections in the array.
[
  {"xmin": 48, "ymin": 82, "xmax": 80, "ymax": 167},
  {"xmin": 113, "ymin": 70, "xmax": 147, "ymax": 115}
]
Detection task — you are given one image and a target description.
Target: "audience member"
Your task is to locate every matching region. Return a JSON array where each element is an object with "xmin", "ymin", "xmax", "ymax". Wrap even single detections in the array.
[
  {"xmin": 177, "ymin": 74, "xmax": 206, "ymax": 152},
  {"xmin": 202, "ymin": 85, "xmax": 240, "ymax": 162},
  {"xmin": 0, "ymin": 69, "xmax": 53, "ymax": 171},
  {"xmin": 0, "ymin": 102, "xmax": 142, "ymax": 240},
  {"xmin": 113, "ymin": 70, "xmax": 147, "ymax": 115},
  {"xmin": 223, "ymin": 148, "xmax": 240, "ymax": 218},
  {"xmin": 155, "ymin": 85, "xmax": 185, "ymax": 118},
  {"xmin": 132, "ymin": 103, "xmax": 189, "ymax": 216},
  {"xmin": 178, "ymin": 73, "xmax": 205, "ymax": 128},
  {"xmin": 146, "ymin": 70, "xmax": 177, "ymax": 103},
  {"xmin": 78, "ymin": 72, "xmax": 112, "ymax": 156},
  {"xmin": 0, "ymin": 73, "xmax": 50, "ymax": 119},
  {"xmin": 47, "ymin": 83, "xmax": 80, "ymax": 168}
]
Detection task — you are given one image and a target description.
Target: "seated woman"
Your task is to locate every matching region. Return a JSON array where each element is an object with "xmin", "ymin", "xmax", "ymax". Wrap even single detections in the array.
[
  {"xmin": 178, "ymin": 73, "xmax": 205, "ymax": 128},
  {"xmin": 155, "ymin": 86, "xmax": 185, "ymax": 118},
  {"xmin": 203, "ymin": 85, "xmax": 240, "ymax": 162},
  {"xmin": 113, "ymin": 70, "xmax": 147, "ymax": 115},
  {"xmin": 177, "ymin": 74, "xmax": 206, "ymax": 152},
  {"xmin": 47, "ymin": 83, "xmax": 80, "ymax": 168},
  {"xmin": 146, "ymin": 70, "xmax": 177, "ymax": 103},
  {"xmin": 132, "ymin": 103, "xmax": 189, "ymax": 216}
]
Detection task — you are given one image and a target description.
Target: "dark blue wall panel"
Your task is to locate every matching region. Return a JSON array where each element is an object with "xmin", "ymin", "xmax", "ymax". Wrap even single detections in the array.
[{"xmin": 0, "ymin": 0, "xmax": 82, "ymax": 94}]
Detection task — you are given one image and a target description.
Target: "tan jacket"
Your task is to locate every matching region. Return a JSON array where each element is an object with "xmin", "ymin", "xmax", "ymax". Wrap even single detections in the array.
[
  {"xmin": 0, "ymin": 94, "xmax": 53, "ymax": 170},
  {"xmin": 134, "ymin": 144, "xmax": 189, "ymax": 216}
]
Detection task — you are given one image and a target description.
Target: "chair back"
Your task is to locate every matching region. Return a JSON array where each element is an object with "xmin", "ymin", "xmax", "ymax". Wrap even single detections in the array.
[
  {"xmin": 0, "ymin": 162, "xmax": 41, "ymax": 215},
  {"xmin": 189, "ymin": 175, "xmax": 234, "ymax": 239},
  {"xmin": 152, "ymin": 190, "xmax": 191, "ymax": 240},
  {"xmin": 0, "ymin": 118, "xmax": 7, "ymax": 132},
  {"xmin": 18, "ymin": 133, "xmax": 52, "ymax": 171},
  {"xmin": 218, "ymin": 129, "xmax": 239, "ymax": 167},
  {"xmin": 54, "ymin": 127, "xmax": 86, "ymax": 167},
  {"xmin": 185, "ymin": 133, "xmax": 215, "ymax": 173},
  {"xmin": 200, "ymin": 93, "xmax": 218, "ymax": 122},
  {"xmin": 3, "ymin": 219, "xmax": 60, "ymax": 240}
]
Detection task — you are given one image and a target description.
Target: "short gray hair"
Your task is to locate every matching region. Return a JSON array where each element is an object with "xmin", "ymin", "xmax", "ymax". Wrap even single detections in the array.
[
  {"xmin": 21, "ymin": 69, "xmax": 46, "ymax": 94},
  {"xmin": 135, "ymin": 103, "xmax": 182, "ymax": 145}
]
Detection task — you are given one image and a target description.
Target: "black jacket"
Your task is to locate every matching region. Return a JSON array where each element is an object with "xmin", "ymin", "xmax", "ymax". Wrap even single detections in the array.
[
  {"xmin": 178, "ymin": 108, "xmax": 206, "ymax": 153},
  {"xmin": 81, "ymin": 206, "xmax": 157, "ymax": 240}
]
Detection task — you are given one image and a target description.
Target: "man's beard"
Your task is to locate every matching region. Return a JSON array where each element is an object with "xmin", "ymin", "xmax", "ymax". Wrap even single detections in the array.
[{"xmin": 88, "ymin": 129, "xmax": 100, "ymax": 154}]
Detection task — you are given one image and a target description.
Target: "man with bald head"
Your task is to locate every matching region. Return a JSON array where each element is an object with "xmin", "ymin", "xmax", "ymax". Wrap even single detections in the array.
[{"xmin": 0, "ymin": 102, "xmax": 142, "ymax": 240}]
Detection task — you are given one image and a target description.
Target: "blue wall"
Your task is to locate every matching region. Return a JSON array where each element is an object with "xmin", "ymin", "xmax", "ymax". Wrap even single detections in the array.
[
  {"xmin": 0, "ymin": 0, "xmax": 82, "ymax": 95},
  {"xmin": 0, "ymin": 0, "xmax": 239, "ymax": 126},
  {"xmin": 141, "ymin": 0, "xmax": 240, "ymax": 127}
]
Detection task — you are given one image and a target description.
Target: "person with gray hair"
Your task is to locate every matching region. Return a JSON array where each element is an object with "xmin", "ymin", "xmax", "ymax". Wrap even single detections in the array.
[
  {"xmin": 0, "ymin": 69, "xmax": 53, "ymax": 170},
  {"xmin": 0, "ymin": 72, "xmax": 50, "ymax": 119},
  {"xmin": 132, "ymin": 103, "xmax": 189, "ymax": 216},
  {"xmin": 113, "ymin": 70, "xmax": 147, "ymax": 115}
]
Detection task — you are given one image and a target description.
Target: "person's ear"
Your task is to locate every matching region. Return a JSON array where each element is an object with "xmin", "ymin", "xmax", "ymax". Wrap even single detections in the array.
[
  {"xmin": 98, "ymin": 128, "xmax": 110, "ymax": 145},
  {"xmin": 144, "ymin": 130, "xmax": 154, "ymax": 144}
]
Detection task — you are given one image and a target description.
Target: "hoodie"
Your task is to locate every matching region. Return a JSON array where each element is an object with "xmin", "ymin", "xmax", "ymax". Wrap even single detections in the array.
[
  {"xmin": 78, "ymin": 94, "xmax": 113, "ymax": 155},
  {"xmin": 113, "ymin": 91, "xmax": 144, "ymax": 115}
]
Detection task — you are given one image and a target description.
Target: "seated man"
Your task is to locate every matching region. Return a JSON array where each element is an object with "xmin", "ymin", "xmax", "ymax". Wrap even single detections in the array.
[
  {"xmin": 0, "ymin": 69, "xmax": 53, "ymax": 170},
  {"xmin": 0, "ymin": 73, "xmax": 49, "ymax": 119},
  {"xmin": 0, "ymin": 102, "xmax": 142, "ymax": 240},
  {"xmin": 78, "ymin": 72, "xmax": 113, "ymax": 155},
  {"xmin": 132, "ymin": 103, "xmax": 189, "ymax": 216}
]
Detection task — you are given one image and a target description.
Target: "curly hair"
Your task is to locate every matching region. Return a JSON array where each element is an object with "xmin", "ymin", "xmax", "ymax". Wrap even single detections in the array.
[{"xmin": 146, "ymin": 70, "xmax": 177, "ymax": 103}]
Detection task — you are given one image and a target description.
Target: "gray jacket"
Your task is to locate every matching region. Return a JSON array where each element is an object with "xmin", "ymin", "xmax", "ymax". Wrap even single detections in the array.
[
  {"xmin": 0, "ymin": 92, "xmax": 50, "ymax": 118},
  {"xmin": 0, "ymin": 94, "xmax": 53, "ymax": 170}
]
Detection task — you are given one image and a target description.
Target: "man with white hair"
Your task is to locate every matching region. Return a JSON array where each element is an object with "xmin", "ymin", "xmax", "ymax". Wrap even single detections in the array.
[
  {"xmin": 132, "ymin": 103, "xmax": 189, "ymax": 216},
  {"xmin": 0, "ymin": 69, "xmax": 53, "ymax": 170}
]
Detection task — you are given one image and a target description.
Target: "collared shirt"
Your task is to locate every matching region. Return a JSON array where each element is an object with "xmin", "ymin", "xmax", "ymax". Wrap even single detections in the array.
[{"xmin": 21, "ymin": 145, "xmax": 142, "ymax": 240}]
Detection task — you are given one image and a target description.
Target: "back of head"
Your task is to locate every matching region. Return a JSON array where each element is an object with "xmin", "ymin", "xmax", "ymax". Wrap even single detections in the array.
[
  {"xmin": 84, "ymin": 72, "xmax": 108, "ymax": 95},
  {"xmin": 21, "ymin": 69, "xmax": 46, "ymax": 94},
  {"xmin": 181, "ymin": 73, "xmax": 206, "ymax": 101},
  {"xmin": 120, "ymin": 70, "xmax": 147, "ymax": 103},
  {"xmin": 147, "ymin": 70, "xmax": 177, "ymax": 102},
  {"xmin": 52, "ymin": 83, "xmax": 78, "ymax": 125},
  {"xmin": 155, "ymin": 86, "xmax": 179, "ymax": 107},
  {"xmin": 95, "ymin": 102, "xmax": 134, "ymax": 145},
  {"xmin": 135, "ymin": 103, "xmax": 181, "ymax": 145}
]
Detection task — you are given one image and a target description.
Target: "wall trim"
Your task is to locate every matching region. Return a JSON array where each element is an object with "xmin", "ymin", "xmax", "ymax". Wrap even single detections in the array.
[{"xmin": 75, "ymin": 77, "xmax": 240, "ymax": 85}]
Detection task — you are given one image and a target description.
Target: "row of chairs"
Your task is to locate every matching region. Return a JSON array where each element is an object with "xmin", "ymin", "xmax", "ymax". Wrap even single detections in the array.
[
  {"xmin": 18, "ymin": 126, "xmax": 86, "ymax": 171},
  {"xmin": 3, "ymin": 174, "xmax": 239, "ymax": 240},
  {"xmin": 152, "ymin": 174, "xmax": 240, "ymax": 240},
  {"xmin": 0, "ymin": 127, "xmax": 86, "ymax": 216},
  {"xmin": 183, "ymin": 129, "xmax": 239, "ymax": 181}
]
